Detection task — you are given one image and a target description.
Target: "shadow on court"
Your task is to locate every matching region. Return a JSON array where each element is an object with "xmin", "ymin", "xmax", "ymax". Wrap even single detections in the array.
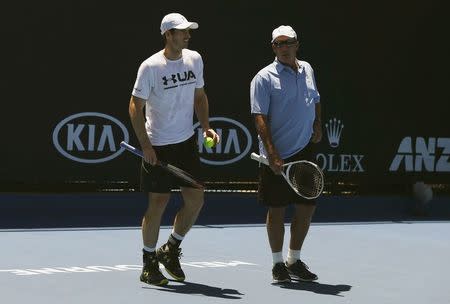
[
  {"xmin": 278, "ymin": 281, "xmax": 352, "ymax": 297},
  {"xmin": 144, "ymin": 280, "xmax": 244, "ymax": 299}
]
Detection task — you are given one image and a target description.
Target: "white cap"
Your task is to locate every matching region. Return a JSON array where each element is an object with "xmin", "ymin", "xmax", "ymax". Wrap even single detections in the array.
[
  {"xmin": 160, "ymin": 13, "xmax": 199, "ymax": 35},
  {"xmin": 271, "ymin": 25, "xmax": 297, "ymax": 43}
]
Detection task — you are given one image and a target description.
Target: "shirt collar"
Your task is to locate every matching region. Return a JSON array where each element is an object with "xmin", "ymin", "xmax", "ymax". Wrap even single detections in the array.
[{"xmin": 274, "ymin": 57, "xmax": 303, "ymax": 73}]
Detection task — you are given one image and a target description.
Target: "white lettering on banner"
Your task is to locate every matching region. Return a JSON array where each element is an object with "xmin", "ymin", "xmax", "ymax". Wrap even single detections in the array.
[
  {"xmin": 321, "ymin": 117, "xmax": 366, "ymax": 173},
  {"xmin": 389, "ymin": 137, "xmax": 450, "ymax": 172},
  {"xmin": 67, "ymin": 124, "xmax": 84, "ymax": 151},
  {"xmin": 0, "ymin": 261, "xmax": 257, "ymax": 277},
  {"xmin": 52, "ymin": 112, "xmax": 129, "ymax": 163},
  {"xmin": 194, "ymin": 117, "xmax": 252, "ymax": 165},
  {"xmin": 66, "ymin": 124, "xmax": 115, "ymax": 152},
  {"xmin": 98, "ymin": 125, "xmax": 115, "ymax": 151},
  {"xmin": 316, "ymin": 154, "xmax": 365, "ymax": 172}
]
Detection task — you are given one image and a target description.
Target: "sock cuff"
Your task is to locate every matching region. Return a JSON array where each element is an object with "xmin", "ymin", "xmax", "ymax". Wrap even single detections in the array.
[
  {"xmin": 287, "ymin": 249, "xmax": 301, "ymax": 258},
  {"xmin": 286, "ymin": 249, "xmax": 301, "ymax": 265},
  {"xmin": 143, "ymin": 246, "xmax": 156, "ymax": 253},
  {"xmin": 272, "ymin": 251, "xmax": 284, "ymax": 264},
  {"xmin": 171, "ymin": 231, "xmax": 185, "ymax": 241}
]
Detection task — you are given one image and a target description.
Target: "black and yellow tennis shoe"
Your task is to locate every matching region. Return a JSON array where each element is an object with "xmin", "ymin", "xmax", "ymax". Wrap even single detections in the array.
[
  {"xmin": 140, "ymin": 250, "xmax": 168, "ymax": 286},
  {"xmin": 156, "ymin": 243, "xmax": 185, "ymax": 281}
]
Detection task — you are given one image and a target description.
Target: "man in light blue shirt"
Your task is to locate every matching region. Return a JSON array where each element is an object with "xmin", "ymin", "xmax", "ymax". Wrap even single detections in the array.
[{"xmin": 250, "ymin": 25, "xmax": 322, "ymax": 284}]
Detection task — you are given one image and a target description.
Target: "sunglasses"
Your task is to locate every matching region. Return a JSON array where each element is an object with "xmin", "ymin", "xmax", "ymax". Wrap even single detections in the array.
[{"xmin": 272, "ymin": 39, "xmax": 298, "ymax": 48}]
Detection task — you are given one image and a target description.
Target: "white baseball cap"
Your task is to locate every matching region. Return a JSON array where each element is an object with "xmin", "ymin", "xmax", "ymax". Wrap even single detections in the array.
[
  {"xmin": 271, "ymin": 25, "xmax": 297, "ymax": 43},
  {"xmin": 160, "ymin": 13, "xmax": 199, "ymax": 35}
]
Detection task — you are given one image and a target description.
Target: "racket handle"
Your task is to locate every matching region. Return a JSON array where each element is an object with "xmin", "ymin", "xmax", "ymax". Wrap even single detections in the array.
[
  {"xmin": 250, "ymin": 152, "xmax": 269, "ymax": 165},
  {"xmin": 120, "ymin": 141, "xmax": 144, "ymax": 158}
]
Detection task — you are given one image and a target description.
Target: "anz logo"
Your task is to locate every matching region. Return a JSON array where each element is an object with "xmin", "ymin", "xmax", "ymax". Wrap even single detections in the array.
[
  {"xmin": 193, "ymin": 117, "xmax": 252, "ymax": 165},
  {"xmin": 162, "ymin": 70, "xmax": 196, "ymax": 89},
  {"xmin": 389, "ymin": 137, "xmax": 450, "ymax": 172},
  {"xmin": 52, "ymin": 112, "xmax": 129, "ymax": 163}
]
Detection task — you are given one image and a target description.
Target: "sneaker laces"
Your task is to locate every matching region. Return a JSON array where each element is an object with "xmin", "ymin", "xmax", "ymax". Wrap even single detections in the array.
[
  {"xmin": 165, "ymin": 245, "xmax": 183, "ymax": 260},
  {"xmin": 299, "ymin": 261, "xmax": 309, "ymax": 270},
  {"xmin": 274, "ymin": 262, "xmax": 287, "ymax": 272},
  {"xmin": 170, "ymin": 248, "xmax": 183, "ymax": 261}
]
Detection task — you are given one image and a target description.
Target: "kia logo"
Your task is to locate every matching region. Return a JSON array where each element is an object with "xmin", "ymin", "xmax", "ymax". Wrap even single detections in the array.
[
  {"xmin": 52, "ymin": 112, "xmax": 129, "ymax": 163},
  {"xmin": 193, "ymin": 117, "xmax": 252, "ymax": 165}
]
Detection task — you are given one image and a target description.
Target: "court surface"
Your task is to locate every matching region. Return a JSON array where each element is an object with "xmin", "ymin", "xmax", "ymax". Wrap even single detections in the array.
[{"xmin": 1, "ymin": 221, "xmax": 449, "ymax": 304}]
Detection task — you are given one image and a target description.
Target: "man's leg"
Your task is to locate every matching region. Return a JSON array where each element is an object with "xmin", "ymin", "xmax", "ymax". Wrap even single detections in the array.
[
  {"xmin": 174, "ymin": 187, "xmax": 204, "ymax": 235},
  {"xmin": 142, "ymin": 193, "xmax": 171, "ymax": 249},
  {"xmin": 286, "ymin": 203, "xmax": 318, "ymax": 281},
  {"xmin": 267, "ymin": 206, "xmax": 286, "ymax": 254},
  {"xmin": 140, "ymin": 193, "xmax": 170, "ymax": 286},
  {"xmin": 289, "ymin": 204, "xmax": 315, "ymax": 251},
  {"xmin": 156, "ymin": 187, "xmax": 204, "ymax": 281},
  {"xmin": 267, "ymin": 206, "xmax": 290, "ymax": 283}
]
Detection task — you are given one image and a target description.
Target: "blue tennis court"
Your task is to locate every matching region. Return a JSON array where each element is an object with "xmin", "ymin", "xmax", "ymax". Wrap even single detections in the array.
[
  {"xmin": 1, "ymin": 193, "xmax": 450, "ymax": 304},
  {"xmin": 1, "ymin": 222, "xmax": 449, "ymax": 304}
]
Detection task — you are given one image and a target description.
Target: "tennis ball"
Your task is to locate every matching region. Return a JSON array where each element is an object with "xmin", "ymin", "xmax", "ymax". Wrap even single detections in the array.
[{"xmin": 204, "ymin": 137, "xmax": 215, "ymax": 148}]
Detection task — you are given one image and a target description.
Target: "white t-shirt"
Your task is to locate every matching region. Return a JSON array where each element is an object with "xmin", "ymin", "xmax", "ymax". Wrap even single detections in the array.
[{"xmin": 132, "ymin": 49, "xmax": 205, "ymax": 146}]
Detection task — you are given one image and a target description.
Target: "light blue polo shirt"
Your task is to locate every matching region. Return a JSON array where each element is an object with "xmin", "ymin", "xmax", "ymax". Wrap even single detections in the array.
[{"xmin": 250, "ymin": 58, "xmax": 320, "ymax": 159}]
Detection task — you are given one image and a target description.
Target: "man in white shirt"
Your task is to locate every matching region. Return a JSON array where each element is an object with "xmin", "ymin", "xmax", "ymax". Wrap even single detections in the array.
[{"xmin": 129, "ymin": 13, "xmax": 219, "ymax": 286}]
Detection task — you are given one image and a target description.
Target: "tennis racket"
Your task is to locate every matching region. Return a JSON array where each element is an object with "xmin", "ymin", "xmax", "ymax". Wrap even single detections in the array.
[
  {"xmin": 120, "ymin": 141, "xmax": 204, "ymax": 189},
  {"xmin": 251, "ymin": 152, "xmax": 324, "ymax": 199}
]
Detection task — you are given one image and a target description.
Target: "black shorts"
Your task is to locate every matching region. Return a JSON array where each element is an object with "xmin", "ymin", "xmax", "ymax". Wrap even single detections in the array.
[
  {"xmin": 140, "ymin": 135, "xmax": 202, "ymax": 193},
  {"xmin": 258, "ymin": 143, "xmax": 317, "ymax": 207}
]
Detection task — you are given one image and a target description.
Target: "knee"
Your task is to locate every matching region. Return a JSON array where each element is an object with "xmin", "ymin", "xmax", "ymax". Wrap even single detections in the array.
[
  {"xmin": 145, "ymin": 196, "xmax": 169, "ymax": 216},
  {"xmin": 305, "ymin": 204, "xmax": 316, "ymax": 214},
  {"xmin": 185, "ymin": 198, "xmax": 204, "ymax": 212},
  {"xmin": 267, "ymin": 207, "xmax": 285, "ymax": 221},
  {"xmin": 295, "ymin": 204, "xmax": 316, "ymax": 218},
  {"xmin": 181, "ymin": 188, "xmax": 204, "ymax": 211}
]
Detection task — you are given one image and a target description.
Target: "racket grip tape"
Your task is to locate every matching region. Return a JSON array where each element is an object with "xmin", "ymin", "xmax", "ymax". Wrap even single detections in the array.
[
  {"xmin": 250, "ymin": 152, "xmax": 270, "ymax": 165},
  {"xmin": 120, "ymin": 141, "xmax": 144, "ymax": 158}
]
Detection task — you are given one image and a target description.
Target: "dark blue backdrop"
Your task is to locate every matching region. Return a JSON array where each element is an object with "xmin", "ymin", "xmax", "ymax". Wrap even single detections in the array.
[{"xmin": 1, "ymin": 0, "xmax": 449, "ymax": 189}]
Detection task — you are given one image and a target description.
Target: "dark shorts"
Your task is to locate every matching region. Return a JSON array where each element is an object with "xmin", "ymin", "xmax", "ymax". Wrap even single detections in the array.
[
  {"xmin": 258, "ymin": 143, "xmax": 317, "ymax": 207},
  {"xmin": 140, "ymin": 135, "xmax": 202, "ymax": 193}
]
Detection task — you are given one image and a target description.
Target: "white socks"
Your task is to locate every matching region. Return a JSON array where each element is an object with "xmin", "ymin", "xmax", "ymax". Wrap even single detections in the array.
[
  {"xmin": 272, "ymin": 252, "xmax": 284, "ymax": 265},
  {"xmin": 273, "ymin": 249, "xmax": 301, "ymax": 265},
  {"xmin": 171, "ymin": 231, "xmax": 184, "ymax": 241},
  {"xmin": 168, "ymin": 231, "xmax": 184, "ymax": 247},
  {"xmin": 287, "ymin": 249, "xmax": 301, "ymax": 266},
  {"xmin": 143, "ymin": 246, "xmax": 155, "ymax": 253},
  {"xmin": 144, "ymin": 230, "xmax": 184, "ymax": 253}
]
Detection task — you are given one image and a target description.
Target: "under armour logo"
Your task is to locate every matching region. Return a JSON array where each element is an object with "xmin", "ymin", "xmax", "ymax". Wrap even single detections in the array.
[
  {"xmin": 162, "ymin": 74, "xmax": 178, "ymax": 86},
  {"xmin": 162, "ymin": 71, "xmax": 196, "ymax": 86}
]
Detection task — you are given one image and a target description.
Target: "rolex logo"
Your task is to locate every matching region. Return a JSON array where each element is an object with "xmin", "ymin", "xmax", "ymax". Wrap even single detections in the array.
[{"xmin": 325, "ymin": 118, "xmax": 344, "ymax": 148}]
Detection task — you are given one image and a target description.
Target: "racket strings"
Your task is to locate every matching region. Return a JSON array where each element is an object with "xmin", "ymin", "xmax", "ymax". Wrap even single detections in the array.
[{"xmin": 288, "ymin": 162, "xmax": 323, "ymax": 198}]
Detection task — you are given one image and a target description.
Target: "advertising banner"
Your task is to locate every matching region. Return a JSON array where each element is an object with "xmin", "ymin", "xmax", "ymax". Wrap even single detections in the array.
[{"xmin": 1, "ymin": 0, "xmax": 448, "ymax": 190}]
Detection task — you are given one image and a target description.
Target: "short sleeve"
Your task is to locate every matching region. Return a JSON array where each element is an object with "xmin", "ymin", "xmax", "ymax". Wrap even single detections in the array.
[
  {"xmin": 250, "ymin": 74, "xmax": 271, "ymax": 115},
  {"xmin": 132, "ymin": 62, "xmax": 153, "ymax": 100},
  {"xmin": 194, "ymin": 53, "xmax": 205, "ymax": 89},
  {"xmin": 305, "ymin": 63, "xmax": 320, "ymax": 104}
]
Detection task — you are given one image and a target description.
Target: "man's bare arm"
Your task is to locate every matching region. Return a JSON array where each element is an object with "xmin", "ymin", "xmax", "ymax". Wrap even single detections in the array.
[{"xmin": 128, "ymin": 95, "xmax": 157, "ymax": 164}]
